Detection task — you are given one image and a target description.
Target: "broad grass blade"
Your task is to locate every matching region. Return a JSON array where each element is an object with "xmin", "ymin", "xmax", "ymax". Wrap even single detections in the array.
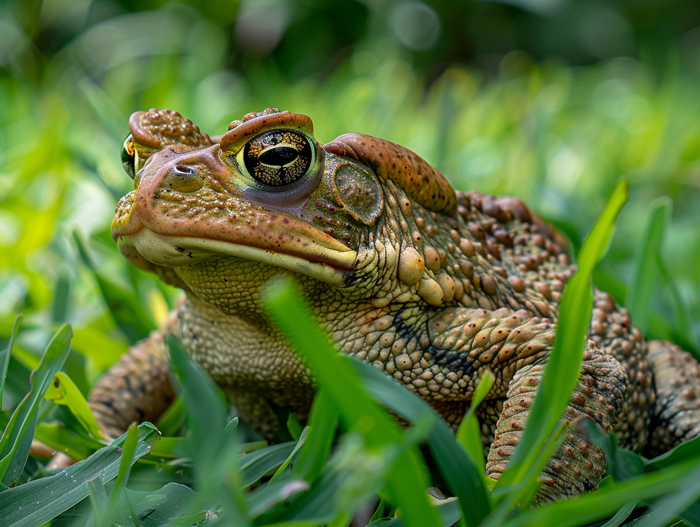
[
  {"xmin": 246, "ymin": 477, "xmax": 311, "ymax": 519},
  {"xmin": 120, "ymin": 483, "xmax": 195, "ymax": 527},
  {"xmin": 497, "ymin": 451, "xmax": 700, "ymax": 527},
  {"xmin": 600, "ymin": 501, "xmax": 638, "ymax": 527},
  {"xmin": 44, "ymin": 371, "xmax": 104, "ymax": 439},
  {"xmin": 456, "ymin": 369, "xmax": 494, "ymax": 474},
  {"xmin": 292, "ymin": 389, "xmax": 339, "ymax": 483},
  {"xmin": 627, "ymin": 197, "xmax": 671, "ymax": 334},
  {"xmin": 262, "ymin": 278, "xmax": 442, "ymax": 527},
  {"xmin": 350, "ymin": 359, "xmax": 492, "ymax": 524},
  {"xmin": 0, "ymin": 316, "xmax": 21, "ymax": 401},
  {"xmin": 33, "ymin": 422, "xmax": 104, "ymax": 460},
  {"xmin": 491, "ymin": 180, "xmax": 629, "ymax": 510},
  {"xmin": 0, "ymin": 323, "xmax": 73, "ymax": 485},
  {"xmin": 167, "ymin": 336, "xmax": 250, "ymax": 526},
  {"xmin": 240, "ymin": 442, "xmax": 296, "ymax": 487},
  {"xmin": 73, "ymin": 232, "xmax": 155, "ymax": 341},
  {"xmin": 0, "ymin": 423, "xmax": 159, "ymax": 527}
]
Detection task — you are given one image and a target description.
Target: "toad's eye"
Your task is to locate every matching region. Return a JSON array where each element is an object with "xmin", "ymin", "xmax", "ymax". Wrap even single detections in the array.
[
  {"xmin": 121, "ymin": 134, "xmax": 136, "ymax": 179},
  {"xmin": 241, "ymin": 130, "xmax": 314, "ymax": 186}
]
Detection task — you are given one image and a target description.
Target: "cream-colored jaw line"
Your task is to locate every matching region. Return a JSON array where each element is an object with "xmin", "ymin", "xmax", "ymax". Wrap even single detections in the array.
[{"xmin": 117, "ymin": 228, "xmax": 357, "ymax": 286}]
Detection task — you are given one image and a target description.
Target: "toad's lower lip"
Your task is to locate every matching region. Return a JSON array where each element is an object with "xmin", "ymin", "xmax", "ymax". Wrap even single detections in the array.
[{"xmin": 116, "ymin": 228, "xmax": 357, "ymax": 285}]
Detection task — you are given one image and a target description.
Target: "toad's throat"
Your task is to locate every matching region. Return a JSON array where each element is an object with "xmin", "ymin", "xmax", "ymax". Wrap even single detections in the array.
[{"xmin": 116, "ymin": 228, "xmax": 357, "ymax": 285}]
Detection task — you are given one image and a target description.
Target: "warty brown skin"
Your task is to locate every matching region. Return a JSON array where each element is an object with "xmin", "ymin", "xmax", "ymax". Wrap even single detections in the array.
[{"xmin": 90, "ymin": 107, "xmax": 700, "ymax": 502}]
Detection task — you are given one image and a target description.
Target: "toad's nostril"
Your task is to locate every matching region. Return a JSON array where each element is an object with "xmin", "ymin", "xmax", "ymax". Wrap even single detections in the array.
[
  {"xmin": 174, "ymin": 165, "xmax": 196, "ymax": 174},
  {"xmin": 164, "ymin": 164, "xmax": 204, "ymax": 192}
]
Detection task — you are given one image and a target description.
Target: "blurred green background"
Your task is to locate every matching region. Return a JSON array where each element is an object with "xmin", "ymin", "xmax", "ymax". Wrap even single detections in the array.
[{"xmin": 2, "ymin": 0, "xmax": 700, "ymax": 375}]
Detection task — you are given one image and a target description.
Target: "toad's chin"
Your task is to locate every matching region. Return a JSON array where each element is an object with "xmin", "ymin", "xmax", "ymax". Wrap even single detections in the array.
[{"xmin": 115, "ymin": 228, "xmax": 357, "ymax": 285}]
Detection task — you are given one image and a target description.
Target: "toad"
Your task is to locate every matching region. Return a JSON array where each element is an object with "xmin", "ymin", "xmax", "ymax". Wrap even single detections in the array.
[{"xmin": 91, "ymin": 108, "xmax": 700, "ymax": 501}]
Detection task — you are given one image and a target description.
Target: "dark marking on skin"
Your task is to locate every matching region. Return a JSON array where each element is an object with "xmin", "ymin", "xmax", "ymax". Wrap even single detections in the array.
[
  {"xmin": 431, "ymin": 347, "xmax": 477, "ymax": 378},
  {"xmin": 391, "ymin": 308, "xmax": 425, "ymax": 342}
]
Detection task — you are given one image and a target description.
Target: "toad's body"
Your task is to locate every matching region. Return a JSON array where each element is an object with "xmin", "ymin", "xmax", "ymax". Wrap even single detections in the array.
[{"xmin": 91, "ymin": 108, "xmax": 700, "ymax": 501}]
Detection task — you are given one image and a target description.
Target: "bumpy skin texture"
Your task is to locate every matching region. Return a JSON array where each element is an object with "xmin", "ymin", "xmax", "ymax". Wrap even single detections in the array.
[{"xmin": 94, "ymin": 108, "xmax": 700, "ymax": 501}]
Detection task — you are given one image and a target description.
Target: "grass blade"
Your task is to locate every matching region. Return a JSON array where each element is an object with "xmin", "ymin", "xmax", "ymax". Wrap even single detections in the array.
[
  {"xmin": 87, "ymin": 476, "xmax": 109, "ymax": 526},
  {"xmin": 44, "ymin": 371, "xmax": 105, "ymax": 439},
  {"xmin": 492, "ymin": 180, "xmax": 629, "ymax": 508},
  {"xmin": 0, "ymin": 423, "xmax": 160, "ymax": 527},
  {"xmin": 120, "ymin": 483, "xmax": 195, "ymax": 527},
  {"xmin": 73, "ymin": 232, "xmax": 155, "ymax": 341},
  {"xmin": 497, "ymin": 456, "xmax": 700, "ymax": 527},
  {"xmin": 240, "ymin": 442, "xmax": 296, "ymax": 487},
  {"xmin": 456, "ymin": 369, "xmax": 495, "ymax": 474},
  {"xmin": 105, "ymin": 422, "xmax": 140, "ymax": 515},
  {"xmin": 349, "ymin": 359, "xmax": 492, "ymax": 523},
  {"xmin": 627, "ymin": 197, "xmax": 672, "ymax": 334},
  {"xmin": 292, "ymin": 389, "xmax": 339, "ymax": 483},
  {"xmin": 0, "ymin": 316, "xmax": 21, "ymax": 402},
  {"xmin": 0, "ymin": 323, "xmax": 73, "ymax": 485},
  {"xmin": 167, "ymin": 336, "xmax": 250, "ymax": 526},
  {"xmin": 656, "ymin": 255, "xmax": 700, "ymax": 358},
  {"xmin": 262, "ymin": 278, "xmax": 443, "ymax": 527},
  {"xmin": 599, "ymin": 501, "xmax": 637, "ymax": 527}
]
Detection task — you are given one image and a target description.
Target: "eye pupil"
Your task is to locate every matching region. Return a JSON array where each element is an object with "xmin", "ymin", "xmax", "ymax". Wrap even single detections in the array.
[
  {"xmin": 243, "ymin": 130, "xmax": 314, "ymax": 186},
  {"xmin": 259, "ymin": 146, "xmax": 299, "ymax": 166}
]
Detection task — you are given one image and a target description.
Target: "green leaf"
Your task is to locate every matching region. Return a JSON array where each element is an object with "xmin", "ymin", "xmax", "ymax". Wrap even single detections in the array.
[
  {"xmin": 71, "ymin": 325, "xmax": 126, "ymax": 371},
  {"xmin": 287, "ymin": 413, "xmax": 303, "ymax": 442},
  {"xmin": 456, "ymin": 369, "xmax": 494, "ymax": 474},
  {"xmin": 365, "ymin": 499, "xmax": 463, "ymax": 527},
  {"xmin": 627, "ymin": 197, "xmax": 671, "ymax": 334},
  {"xmin": 106, "ymin": 422, "xmax": 140, "ymax": 516},
  {"xmin": 73, "ymin": 232, "xmax": 155, "ymax": 342},
  {"xmin": 44, "ymin": 371, "xmax": 105, "ymax": 439},
  {"xmin": 0, "ymin": 316, "xmax": 21, "ymax": 402},
  {"xmin": 0, "ymin": 423, "xmax": 160, "ymax": 527},
  {"xmin": 147, "ymin": 435, "xmax": 184, "ymax": 459},
  {"xmin": 656, "ymin": 255, "xmax": 700, "ymax": 358},
  {"xmin": 167, "ymin": 336, "xmax": 250, "ymax": 526},
  {"xmin": 496, "ymin": 456, "xmax": 700, "ymax": 527},
  {"xmin": 581, "ymin": 420, "xmax": 645, "ymax": 482},
  {"xmin": 271, "ymin": 428, "xmax": 308, "ymax": 482},
  {"xmin": 241, "ymin": 442, "xmax": 296, "ymax": 488},
  {"xmin": 349, "ymin": 359, "xmax": 492, "ymax": 524},
  {"xmin": 492, "ymin": 180, "xmax": 629, "ymax": 510},
  {"xmin": 599, "ymin": 501, "xmax": 638, "ymax": 527},
  {"xmin": 87, "ymin": 476, "xmax": 109, "ymax": 526},
  {"xmin": 33, "ymin": 422, "xmax": 104, "ymax": 460},
  {"xmin": 292, "ymin": 390, "xmax": 339, "ymax": 484},
  {"xmin": 262, "ymin": 278, "xmax": 443, "ymax": 527},
  {"xmin": 119, "ymin": 483, "xmax": 195, "ymax": 527},
  {"xmin": 0, "ymin": 323, "xmax": 73, "ymax": 485},
  {"xmin": 646, "ymin": 433, "xmax": 700, "ymax": 472},
  {"xmin": 247, "ymin": 477, "xmax": 311, "ymax": 520},
  {"xmin": 255, "ymin": 470, "xmax": 347, "ymax": 525}
]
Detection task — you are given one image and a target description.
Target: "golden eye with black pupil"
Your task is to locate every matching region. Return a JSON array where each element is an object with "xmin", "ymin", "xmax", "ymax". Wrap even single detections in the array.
[
  {"xmin": 242, "ymin": 130, "xmax": 313, "ymax": 186},
  {"xmin": 121, "ymin": 134, "xmax": 136, "ymax": 179}
]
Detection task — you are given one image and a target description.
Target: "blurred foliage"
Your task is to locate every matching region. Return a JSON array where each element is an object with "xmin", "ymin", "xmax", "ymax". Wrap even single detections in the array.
[
  {"xmin": 2, "ymin": 0, "xmax": 700, "ymax": 354},
  {"xmin": 1, "ymin": 0, "xmax": 700, "ymax": 524}
]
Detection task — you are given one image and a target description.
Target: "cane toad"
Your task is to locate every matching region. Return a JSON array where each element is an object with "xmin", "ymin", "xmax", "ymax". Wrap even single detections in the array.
[{"xmin": 91, "ymin": 108, "xmax": 700, "ymax": 501}]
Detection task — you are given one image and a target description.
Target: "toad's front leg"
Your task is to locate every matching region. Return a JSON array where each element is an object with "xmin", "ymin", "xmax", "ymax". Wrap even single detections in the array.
[{"xmin": 486, "ymin": 344, "xmax": 628, "ymax": 502}]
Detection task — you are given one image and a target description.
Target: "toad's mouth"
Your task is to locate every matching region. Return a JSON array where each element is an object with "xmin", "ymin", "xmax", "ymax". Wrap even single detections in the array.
[{"xmin": 116, "ymin": 228, "xmax": 357, "ymax": 285}]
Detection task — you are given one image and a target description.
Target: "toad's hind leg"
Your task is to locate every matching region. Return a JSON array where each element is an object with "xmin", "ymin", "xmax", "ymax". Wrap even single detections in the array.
[
  {"xmin": 485, "ymin": 344, "xmax": 628, "ymax": 502},
  {"xmin": 646, "ymin": 340, "xmax": 700, "ymax": 457}
]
